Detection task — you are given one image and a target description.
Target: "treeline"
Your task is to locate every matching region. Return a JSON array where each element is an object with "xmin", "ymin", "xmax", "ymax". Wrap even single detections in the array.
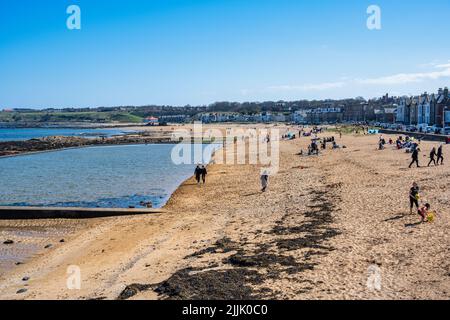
[{"xmin": 1, "ymin": 97, "xmax": 377, "ymax": 123}]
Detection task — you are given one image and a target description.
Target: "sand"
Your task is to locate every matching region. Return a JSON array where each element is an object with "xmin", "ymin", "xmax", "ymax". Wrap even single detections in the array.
[{"xmin": 0, "ymin": 127, "xmax": 449, "ymax": 300}]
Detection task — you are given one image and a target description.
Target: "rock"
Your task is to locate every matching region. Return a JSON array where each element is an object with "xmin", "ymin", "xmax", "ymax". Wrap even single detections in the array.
[
  {"xmin": 44, "ymin": 244, "xmax": 52, "ymax": 249},
  {"xmin": 15, "ymin": 262, "xmax": 23, "ymax": 266},
  {"xmin": 3, "ymin": 240, "xmax": 14, "ymax": 245},
  {"xmin": 22, "ymin": 277, "xmax": 30, "ymax": 282},
  {"xmin": 59, "ymin": 239, "xmax": 65, "ymax": 243},
  {"xmin": 16, "ymin": 289, "xmax": 27, "ymax": 294}
]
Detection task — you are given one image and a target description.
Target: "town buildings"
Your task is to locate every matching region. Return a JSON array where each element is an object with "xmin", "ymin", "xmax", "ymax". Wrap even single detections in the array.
[{"xmin": 396, "ymin": 87, "xmax": 450, "ymax": 128}]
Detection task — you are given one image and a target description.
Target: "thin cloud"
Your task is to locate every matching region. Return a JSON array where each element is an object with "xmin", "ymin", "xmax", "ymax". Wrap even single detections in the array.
[
  {"xmin": 358, "ymin": 69, "xmax": 450, "ymax": 85},
  {"xmin": 359, "ymin": 63, "xmax": 450, "ymax": 85},
  {"xmin": 265, "ymin": 61, "xmax": 450, "ymax": 94},
  {"xmin": 268, "ymin": 81, "xmax": 346, "ymax": 92}
]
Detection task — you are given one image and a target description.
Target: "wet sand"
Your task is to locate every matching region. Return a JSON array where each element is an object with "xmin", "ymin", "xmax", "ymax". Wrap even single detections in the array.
[{"xmin": 0, "ymin": 129, "xmax": 449, "ymax": 300}]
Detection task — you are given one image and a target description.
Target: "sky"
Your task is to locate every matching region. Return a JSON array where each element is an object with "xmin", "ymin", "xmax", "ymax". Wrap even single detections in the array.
[{"xmin": 1, "ymin": 0, "xmax": 450, "ymax": 109}]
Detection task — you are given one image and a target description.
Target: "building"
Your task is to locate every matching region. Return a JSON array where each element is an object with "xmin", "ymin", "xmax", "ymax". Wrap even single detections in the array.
[
  {"xmin": 395, "ymin": 87, "xmax": 450, "ymax": 128},
  {"xmin": 292, "ymin": 110, "xmax": 307, "ymax": 124},
  {"xmin": 396, "ymin": 97, "xmax": 409, "ymax": 124},
  {"xmin": 436, "ymin": 87, "xmax": 450, "ymax": 128},
  {"xmin": 144, "ymin": 116, "xmax": 159, "ymax": 125},
  {"xmin": 159, "ymin": 115, "xmax": 190, "ymax": 124},
  {"xmin": 417, "ymin": 92, "xmax": 436, "ymax": 125},
  {"xmin": 304, "ymin": 107, "xmax": 343, "ymax": 124}
]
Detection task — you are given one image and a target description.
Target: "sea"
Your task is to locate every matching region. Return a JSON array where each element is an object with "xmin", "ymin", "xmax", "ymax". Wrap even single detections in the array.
[
  {"xmin": 0, "ymin": 127, "xmax": 133, "ymax": 142},
  {"xmin": 0, "ymin": 141, "xmax": 220, "ymax": 209}
]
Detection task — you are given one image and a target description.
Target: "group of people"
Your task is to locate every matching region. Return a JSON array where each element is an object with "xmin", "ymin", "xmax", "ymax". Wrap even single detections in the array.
[
  {"xmin": 427, "ymin": 146, "xmax": 445, "ymax": 167},
  {"xmin": 409, "ymin": 182, "xmax": 434, "ymax": 223},
  {"xmin": 395, "ymin": 135, "xmax": 417, "ymax": 150},
  {"xmin": 409, "ymin": 144, "xmax": 444, "ymax": 168},
  {"xmin": 194, "ymin": 165, "xmax": 208, "ymax": 185}
]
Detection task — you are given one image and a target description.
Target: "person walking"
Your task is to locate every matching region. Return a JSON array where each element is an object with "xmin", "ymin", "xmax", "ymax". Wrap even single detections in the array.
[
  {"xmin": 194, "ymin": 165, "xmax": 202, "ymax": 185},
  {"xmin": 409, "ymin": 182, "xmax": 420, "ymax": 215},
  {"xmin": 260, "ymin": 171, "xmax": 269, "ymax": 192},
  {"xmin": 437, "ymin": 145, "xmax": 444, "ymax": 165},
  {"xmin": 201, "ymin": 165, "xmax": 207, "ymax": 184},
  {"xmin": 409, "ymin": 147, "xmax": 420, "ymax": 168},
  {"xmin": 427, "ymin": 147, "xmax": 437, "ymax": 167}
]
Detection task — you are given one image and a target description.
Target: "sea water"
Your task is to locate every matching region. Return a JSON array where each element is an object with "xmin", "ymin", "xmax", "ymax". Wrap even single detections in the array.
[
  {"xmin": 0, "ymin": 127, "xmax": 133, "ymax": 142},
  {"xmin": 0, "ymin": 144, "xmax": 220, "ymax": 209}
]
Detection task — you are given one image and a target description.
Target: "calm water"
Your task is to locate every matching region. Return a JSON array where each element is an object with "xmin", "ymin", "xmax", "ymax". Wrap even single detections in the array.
[
  {"xmin": 0, "ymin": 128, "xmax": 133, "ymax": 142},
  {"xmin": 0, "ymin": 144, "xmax": 220, "ymax": 209}
]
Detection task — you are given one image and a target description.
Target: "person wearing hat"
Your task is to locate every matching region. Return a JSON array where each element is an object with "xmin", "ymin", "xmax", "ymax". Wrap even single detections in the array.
[{"xmin": 261, "ymin": 170, "xmax": 269, "ymax": 192}]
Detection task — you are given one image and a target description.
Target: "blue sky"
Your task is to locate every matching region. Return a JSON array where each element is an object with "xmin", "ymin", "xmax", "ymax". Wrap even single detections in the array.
[{"xmin": 1, "ymin": 0, "xmax": 449, "ymax": 108}]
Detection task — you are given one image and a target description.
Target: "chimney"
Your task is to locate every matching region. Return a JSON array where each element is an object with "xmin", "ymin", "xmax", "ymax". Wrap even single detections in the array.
[
  {"xmin": 444, "ymin": 87, "xmax": 449, "ymax": 98},
  {"xmin": 438, "ymin": 88, "xmax": 443, "ymax": 95}
]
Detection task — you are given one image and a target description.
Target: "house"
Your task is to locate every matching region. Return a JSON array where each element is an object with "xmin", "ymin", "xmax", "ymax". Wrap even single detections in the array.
[
  {"xmin": 144, "ymin": 116, "xmax": 159, "ymax": 125},
  {"xmin": 261, "ymin": 112, "xmax": 273, "ymax": 123},
  {"xmin": 417, "ymin": 92, "xmax": 436, "ymax": 125},
  {"xmin": 396, "ymin": 97, "xmax": 410, "ymax": 124},
  {"xmin": 409, "ymin": 96, "xmax": 419, "ymax": 125},
  {"xmin": 159, "ymin": 115, "xmax": 190, "ymax": 124},
  {"xmin": 292, "ymin": 110, "xmax": 307, "ymax": 124},
  {"xmin": 436, "ymin": 87, "xmax": 450, "ymax": 128},
  {"xmin": 305, "ymin": 107, "xmax": 343, "ymax": 124}
]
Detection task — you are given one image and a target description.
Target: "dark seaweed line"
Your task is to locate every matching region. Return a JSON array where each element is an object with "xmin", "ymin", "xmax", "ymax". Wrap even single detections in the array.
[{"xmin": 117, "ymin": 183, "xmax": 342, "ymax": 300}]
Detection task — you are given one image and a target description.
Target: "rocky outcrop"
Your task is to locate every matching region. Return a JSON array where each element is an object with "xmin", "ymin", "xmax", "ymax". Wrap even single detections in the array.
[{"xmin": 0, "ymin": 135, "xmax": 174, "ymax": 157}]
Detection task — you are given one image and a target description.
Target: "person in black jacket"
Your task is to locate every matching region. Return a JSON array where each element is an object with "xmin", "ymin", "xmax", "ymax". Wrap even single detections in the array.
[
  {"xmin": 409, "ymin": 148, "xmax": 420, "ymax": 168},
  {"xmin": 201, "ymin": 165, "xmax": 207, "ymax": 184},
  {"xmin": 437, "ymin": 145, "xmax": 444, "ymax": 165},
  {"xmin": 427, "ymin": 147, "xmax": 437, "ymax": 167},
  {"xmin": 194, "ymin": 165, "xmax": 202, "ymax": 184},
  {"xmin": 409, "ymin": 182, "xmax": 420, "ymax": 215}
]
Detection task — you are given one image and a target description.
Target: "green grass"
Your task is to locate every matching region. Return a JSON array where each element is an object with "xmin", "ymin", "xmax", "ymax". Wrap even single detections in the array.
[{"xmin": 0, "ymin": 111, "xmax": 144, "ymax": 123}]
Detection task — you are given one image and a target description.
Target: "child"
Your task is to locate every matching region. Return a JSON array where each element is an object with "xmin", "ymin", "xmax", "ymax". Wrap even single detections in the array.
[{"xmin": 418, "ymin": 203, "xmax": 431, "ymax": 223}]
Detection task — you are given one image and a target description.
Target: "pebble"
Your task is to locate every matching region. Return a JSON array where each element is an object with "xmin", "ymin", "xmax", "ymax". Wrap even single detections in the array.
[
  {"xmin": 44, "ymin": 244, "xmax": 52, "ymax": 249},
  {"xmin": 3, "ymin": 240, "xmax": 14, "ymax": 245},
  {"xmin": 16, "ymin": 289, "xmax": 27, "ymax": 294},
  {"xmin": 22, "ymin": 277, "xmax": 30, "ymax": 282}
]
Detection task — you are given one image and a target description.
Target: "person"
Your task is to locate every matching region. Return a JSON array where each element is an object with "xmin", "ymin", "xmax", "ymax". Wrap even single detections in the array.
[
  {"xmin": 409, "ymin": 182, "xmax": 420, "ymax": 215},
  {"xmin": 436, "ymin": 145, "xmax": 444, "ymax": 165},
  {"xmin": 201, "ymin": 165, "xmax": 207, "ymax": 184},
  {"xmin": 194, "ymin": 165, "xmax": 202, "ymax": 184},
  {"xmin": 418, "ymin": 203, "xmax": 431, "ymax": 223},
  {"xmin": 428, "ymin": 147, "xmax": 437, "ymax": 167},
  {"xmin": 260, "ymin": 171, "xmax": 269, "ymax": 192},
  {"xmin": 409, "ymin": 147, "xmax": 420, "ymax": 168}
]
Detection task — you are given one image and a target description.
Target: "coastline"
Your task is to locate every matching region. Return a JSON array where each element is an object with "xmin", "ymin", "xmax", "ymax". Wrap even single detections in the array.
[{"xmin": 0, "ymin": 130, "xmax": 449, "ymax": 300}]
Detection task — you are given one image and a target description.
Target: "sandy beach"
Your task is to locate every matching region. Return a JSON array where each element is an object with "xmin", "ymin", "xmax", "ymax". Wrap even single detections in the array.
[{"xmin": 0, "ymin": 127, "xmax": 449, "ymax": 300}]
